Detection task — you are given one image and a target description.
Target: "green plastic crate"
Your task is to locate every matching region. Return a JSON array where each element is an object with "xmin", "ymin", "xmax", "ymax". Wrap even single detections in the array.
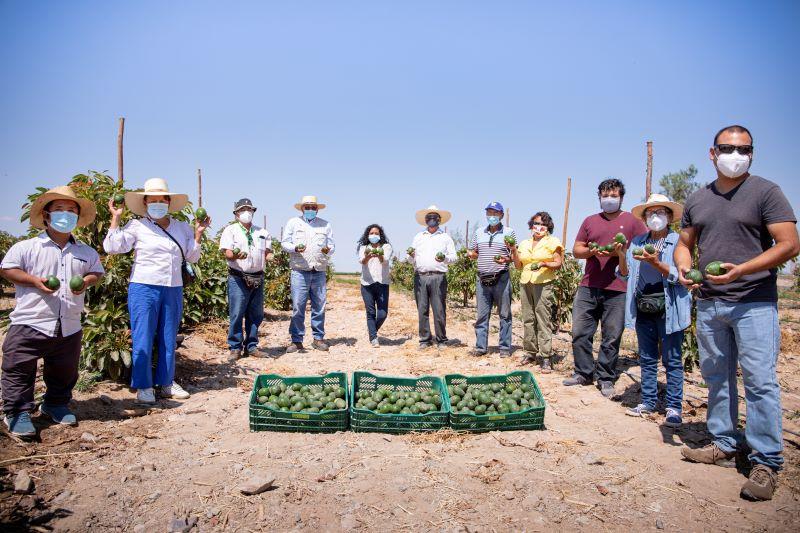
[
  {"xmin": 444, "ymin": 371, "xmax": 546, "ymax": 432},
  {"xmin": 249, "ymin": 373, "xmax": 349, "ymax": 433},
  {"xmin": 350, "ymin": 371, "xmax": 450, "ymax": 433}
]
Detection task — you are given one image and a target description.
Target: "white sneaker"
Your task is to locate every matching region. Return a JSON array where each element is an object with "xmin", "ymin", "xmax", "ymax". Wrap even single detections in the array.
[
  {"xmin": 136, "ymin": 388, "xmax": 156, "ymax": 405},
  {"xmin": 371, "ymin": 338, "xmax": 380, "ymax": 348},
  {"xmin": 159, "ymin": 382, "xmax": 190, "ymax": 399}
]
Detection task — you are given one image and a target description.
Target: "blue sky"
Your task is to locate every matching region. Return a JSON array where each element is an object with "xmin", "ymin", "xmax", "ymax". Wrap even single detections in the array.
[{"xmin": 1, "ymin": 1, "xmax": 798, "ymax": 271}]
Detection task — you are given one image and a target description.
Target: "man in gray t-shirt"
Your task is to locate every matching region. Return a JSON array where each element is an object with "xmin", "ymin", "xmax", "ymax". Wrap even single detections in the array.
[{"xmin": 675, "ymin": 125, "xmax": 799, "ymax": 502}]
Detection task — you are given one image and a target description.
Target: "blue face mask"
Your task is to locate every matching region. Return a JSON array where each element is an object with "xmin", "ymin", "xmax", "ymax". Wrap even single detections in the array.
[
  {"xmin": 303, "ymin": 209, "xmax": 317, "ymax": 222},
  {"xmin": 147, "ymin": 202, "xmax": 169, "ymax": 220},
  {"xmin": 368, "ymin": 234, "xmax": 381, "ymax": 244},
  {"xmin": 49, "ymin": 211, "xmax": 78, "ymax": 233},
  {"xmin": 487, "ymin": 216, "xmax": 500, "ymax": 226},
  {"xmin": 426, "ymin": 219, "xmax": 439, "ymax": 228}
]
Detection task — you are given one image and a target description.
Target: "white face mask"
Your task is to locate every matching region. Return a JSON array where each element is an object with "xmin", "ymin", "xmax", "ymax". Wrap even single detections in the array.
[
  {"xmin": 715, "ymin": 152, "xmax": 751, "ymax": 179},
  {"xmin": 646, "ymin": 213, "xmax": 668, "ymax": 232},
  {"xmin": 600, "ymin": 196, "xmax": 621, "ymax": 214},
  {"xmin": 237, "ymin": 211, "xmax": 253, "ymax": 224},
  {"xmin": 146, "ymin": 202, "xmax": 169, "ymax": 220},
  {"xmin": 368, "ymin": 234, "xmax": 381, "ymax": 244}
]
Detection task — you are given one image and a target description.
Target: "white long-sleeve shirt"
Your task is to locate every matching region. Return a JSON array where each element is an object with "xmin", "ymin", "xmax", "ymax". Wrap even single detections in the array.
[
  {"xmin": 103, "ymin": 217, "xmax": 201, "ymax": 287},
  {"xmin": 280, "ymin": 215, "xmax": 335, "ymax": 271},
  {"xmin": 358, "ymin": 243, "xmax": 393, "ymax": 285},
  {"xmin": 411, "ymin": 229, "xmax": 456, "ymax": 273}
]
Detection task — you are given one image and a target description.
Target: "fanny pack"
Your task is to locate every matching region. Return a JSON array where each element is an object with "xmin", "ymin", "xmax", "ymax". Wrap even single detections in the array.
[
  {"xmin": 156, "ymin": 224, "xmax": 196, "ymax": 286},
  {"xmin": 636, "ymin": 291, "xmax": 665, "ymax": 314},
  {"xmin": 479, "ymin": 270, "xmax": 506, "ymax": 287},
  {"xmin": 229, "ymin": 267, "xmax": 264, "ymax": 289}
]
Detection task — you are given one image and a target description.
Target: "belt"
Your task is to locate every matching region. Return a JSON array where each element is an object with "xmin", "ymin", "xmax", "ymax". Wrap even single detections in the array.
[
  {"xmin": 228, "ymin": 268, "xmax": 264, "ymax": 278},
  {"xmin": 417, "ymin": 271, "xmax": 445, "ymax": 276}
]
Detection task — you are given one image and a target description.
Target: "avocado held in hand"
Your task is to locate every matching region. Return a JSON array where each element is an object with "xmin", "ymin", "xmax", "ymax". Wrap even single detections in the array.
[
  {"xmin": 295, "ymin": 243, "xmax": 306, "ymax": 252},
  {"xmin": 113, "ymin": 193, "xmax": 125, "ymax": 206},
  {"xmin": 685, "ymin": 269, "xmax": 703, "ymax": 284},
  {"xmin": 45, "ymin": 276, "xmax": 60, "ymax": 290},
  {"xmin": 195, "ymin": 207, "xmax": 208, "ymax": 222},
  {"xmin": 614, "ymin": 232, "xmax": 627, "ymax": 245},
  {"xmin": 632, "ymin": 247, "xmax": 644, "ymax": 257},
  {"xmin": 531, "ymin": 262, "xmax": 542, "ymax": 271},
  {"xmin": 705, "ymin": 261, "xmax": 728, "ymax": 276},
  {"xmin": 435, "ymin": 252, "xmax": 445, "ymax": 261},
  {"xmin": 407, "ymin": 247, "xmax": 415, "ymax": 255},
  {"xmin": 69, "ymin": 275, "xmax": 84, "ymax": 291},
  {"xmin": 503, "ymin": 235, "xmax": 516, "ymax": 246},
  {"xmin": 644, "ymin": 244, "xmax": 656, "ymax": 254}
]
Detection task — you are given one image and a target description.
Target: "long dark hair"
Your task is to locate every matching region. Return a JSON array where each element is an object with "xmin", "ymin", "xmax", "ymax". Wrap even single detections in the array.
[{"xmin": 357, "ymin": 224, "xmax": 389, "ymax": 251}]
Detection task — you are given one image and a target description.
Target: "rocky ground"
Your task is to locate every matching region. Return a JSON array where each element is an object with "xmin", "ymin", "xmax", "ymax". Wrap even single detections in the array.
[{"xmin": 1, "ymin": 275, "xmax": 799, "ymax": 532}]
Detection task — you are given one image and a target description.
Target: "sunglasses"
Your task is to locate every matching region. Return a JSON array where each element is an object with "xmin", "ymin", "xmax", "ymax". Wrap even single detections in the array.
[{"xmin": 715, "ymin": 144, "xmax": 753, "ymax": 156}]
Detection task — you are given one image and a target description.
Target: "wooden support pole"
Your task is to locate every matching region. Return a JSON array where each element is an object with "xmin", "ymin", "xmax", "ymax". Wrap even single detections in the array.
[
  {"xmin": 117, "ymin": 117, "xmax": 125, "ymax": 186},
  {"xmin": 562, "ymin": 177, "xmax": 572, "ymax": 246},
  {"xmin": 505, "ymin": 209, "xmax": 509, "ymax": 227},
  {"xmin": 465, "ymin": 220, "xmax": 469, "ymax": 248},
  {"xmin": 263, "ymin": 214, "xmax": 267, "ymax": 228},
  {"xmin": 197, "ymin": 169, "xmax": 203, "ymax": 207},
  {"xmin": 646, "ymin": 141, "xmax": 653, "ymax": 199}
]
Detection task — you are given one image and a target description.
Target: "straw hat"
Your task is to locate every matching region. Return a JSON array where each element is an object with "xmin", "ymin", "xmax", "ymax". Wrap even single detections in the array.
[
  {"xmin": 30, "ymin": 186, "xmax": 97, "ymax": 230},
  {"xmin": 415, "ymin": 205, "xmax": 452, "ymax": 226},
  {"xmin": 631, "ymin": 193, "xmax": 683, "ymax": 221},
  {"xmin": 293, "ymin": 195, "xmax": 326, "ymax": 211},
  {"xmin": 124, "ymin": 178, "xmax": 189, "ymax": 217}
]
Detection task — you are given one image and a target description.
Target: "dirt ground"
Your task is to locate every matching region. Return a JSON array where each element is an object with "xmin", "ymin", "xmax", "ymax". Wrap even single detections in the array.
[{"xmin": 1, "ymin": 276, "xmax": 799, "ymax": 532}]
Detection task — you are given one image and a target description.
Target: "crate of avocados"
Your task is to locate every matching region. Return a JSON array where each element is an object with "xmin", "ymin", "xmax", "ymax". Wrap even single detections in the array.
[
  {"xmin": 350, "ymin": 371, "xmax": 450, "ymax": 433},
  {"xmin": 249, "ymin": 373, "xmax": 349, "ymax": 433},
  {"xmin": 444, "ymin": 371, "xmax": 546, "ymax": 432}
]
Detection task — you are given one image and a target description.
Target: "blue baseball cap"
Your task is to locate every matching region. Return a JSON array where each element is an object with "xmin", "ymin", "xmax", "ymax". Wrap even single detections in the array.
[{"xmin": 485, "ymin": 201, "xmax": 504, "ymax": 213}]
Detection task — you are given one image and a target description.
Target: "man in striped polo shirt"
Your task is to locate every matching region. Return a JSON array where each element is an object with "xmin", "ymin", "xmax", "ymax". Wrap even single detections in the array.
[{"xmin": 467, "ymin": 201, "xmax": 517, "ymax": 357}]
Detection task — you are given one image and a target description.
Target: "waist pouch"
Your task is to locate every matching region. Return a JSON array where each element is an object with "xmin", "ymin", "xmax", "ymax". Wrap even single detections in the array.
[
  {"xmin": 636, "ymin": 291, "xmax": 665, "ymax": 314},
  {"xmin": 229, "ymin": 267, "xmax": 264, "ymax": 289},
  {"xmin": 479, "ymin": 270, "xmax": 506, "ymax": 287}
]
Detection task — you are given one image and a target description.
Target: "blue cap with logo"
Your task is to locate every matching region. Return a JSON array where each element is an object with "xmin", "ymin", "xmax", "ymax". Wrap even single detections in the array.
[{"xmin": 484, "ymin": 201, "xmax": 504, "ymax": 213}]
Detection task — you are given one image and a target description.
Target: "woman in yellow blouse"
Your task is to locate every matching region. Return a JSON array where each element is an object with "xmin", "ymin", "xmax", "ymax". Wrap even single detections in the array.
[{"xmin": 513, "ymin": 212, "xmax": 563, "ymax": 372}]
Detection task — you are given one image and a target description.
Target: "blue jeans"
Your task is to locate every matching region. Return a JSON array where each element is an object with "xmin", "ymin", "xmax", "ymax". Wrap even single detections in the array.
[
  {"xmin": 360, "ymin": 282, "xmax": 389, "ymax": 341},
  {"xmin": 474, "ymin": 271, "xmax": 512, "ymax": 351},
  {"xmin": 290, "ymin": 270, "xmax": 327, "ymax": 343},
  {"xmin": 696, "ymin": 300, "xmax": 783, "ymax": 470},
  {"xmin": 128, "ymin": 283, "xmax": 183, "ymax": 389},
  {"xmin": 634, "ymin": 311, "xmax": 684, "ymax": 411},
  {"xmin": 227, "ymin": 274, "xmax": 264, "ymax": 351}
]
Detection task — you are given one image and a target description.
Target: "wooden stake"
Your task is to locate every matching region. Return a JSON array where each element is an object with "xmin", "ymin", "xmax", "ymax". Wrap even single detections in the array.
[
  {"xmin": 117, "ymin": 117, "xmax": 125, "ymax": 186},
  {"xmin": 197, "ymin": 169, "xmax": 203, "ymax": 207},
  {"xmin": 465, "ymin": 220, "xmax": 469, "ymax": 248},
  {"xmin": 646, "ymin": 141, "xmax": 653, "ymax": 199},
  {"xmin": 505, "ymin": 209, "xmax": 510, "ymax": 227},
  {"xmin": 562, "ymin": 177, "xmax": 572, "ymax": 246},
  {"xmin": 263, "ymin": 214, "xmax": 267, "ymax": 228}
]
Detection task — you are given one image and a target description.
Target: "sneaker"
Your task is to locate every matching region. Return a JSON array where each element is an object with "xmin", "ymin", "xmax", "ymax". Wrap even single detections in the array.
[
  {"xmin": 741, "ymin": 464, "xmax": 777, "ymax": 501},
  {"xmin": 468, "ymin": 348, "xmax": 487, "ymax": 357},
  {"xmin": 664, "ymin": 408, "xmax": 682, "ymax": 428},
  {"xmin": 39, "ymin": 404, "xmax": 77, "ymax": 426},
  {"xmin": 159, "ymin": 382, "xmax": 190, "ymax": 400},
  {"xmin": 285, "ymin": 342, "xmax": 304, "ymax": 354},
  {"xmin": 312, "ymin": 339, "xmax": 330, "ymax": 352},
  {"xmin": 418, "ymin": 343, "xmax": 433, "ymax": 351},
  {"xmin": 370, "ymin": 338, "xmax": 380, "ymax": 348},
  {"xmin": 498, "ymin": 349, "xmax": 512, "ymax": 358},
  {"xmin": 540, "ymin": 357, "xmax": 552, "ymax": 373},
  {"xmin": 245, "ymin": 346, "xmax": 260, "ymax": 357},
  {"xmin": 519, "ymin": 353, "xmax": 536, "ymax": 365},
  {"xmin": 227, "ymin": 348, "xmax": 241, "ymax": 362},
  {"xmin": 626, "ymin": 403, "xmax": 654, "ymax": 417},
  {"xmin": 563, "ymin": 374, "xmax": 590, "ymax": 387},
  {"xmin": 4, "ymin": 412, "xmax": 36, "ymax": 437},
  {"xmin": 136, "ymin": 388, "xmax": 156, "ymax": 405},
  {"xmin": 598, "ymin": 380, "xmax": 616, "ymax": 399},
  {"xmin": 681, "ymin": 443, "xmax": 736, "ymax": 468}
]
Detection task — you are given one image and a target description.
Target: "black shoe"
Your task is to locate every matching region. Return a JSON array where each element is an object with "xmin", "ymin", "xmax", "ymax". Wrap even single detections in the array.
[
  {"xmin": 598, "ymin": 380, "xmax": 616, "ymax": 398},
  {"xmin": 227, "ymin": 348, "xmax": 241, "ymax": 362},
  {"xmin": 563, "ymin": 374, "xmax": 590, "ymax": 386},
  {"xmin": 312, "ymin": 339, "xmax": 330, "ymax": 352},
  {"xmin": 540, "ymin": 357, "xmax": 553, "ymax": 373},
  {"xmin": 499, "ymin": 349, "xmax": 512, "ymax": 358},
  {"xmin": 468, "ymin": 348, "xmax": 487, "ymax": 357},
  {"xmin": 285, "ymin": 342, "xmax": 305, "ymax": 354}
]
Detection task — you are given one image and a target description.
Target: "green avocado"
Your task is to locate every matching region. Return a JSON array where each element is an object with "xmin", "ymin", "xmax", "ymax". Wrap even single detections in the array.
[
  {"xmin": 113, "ymin": 193, "xmax": 125, "ymax": 206},
  {"xmin": 69, "ymin": 275, "xmax": 84, "ymax": 291},
  {"xmin": 45, "ymin": 276, "xmax": 60, "ymax": 290},
  {"xmin": 644, "ymin": 244, "xmax": 657, "ymax": 254},
  {"xmin": 705, "ymin": 261, "xmax": 728, "ymax": 276},
  {"xmin": 614, "ymin": 233, "xmax": 627, "ymax": 245},
  {"xmin": 685, "ymin": 269, "xmax": 703, "ymax": 284},
  {"xmin": 503, "ymin": 235, "xmax": 516, "ymax": 246},
  {"xmin": 195, "ymin": 207, "xmax": 208, "ymax": 222},
  {"xmin": 632, "ymin": 248, "xmax": 644, "ymax": 257}
]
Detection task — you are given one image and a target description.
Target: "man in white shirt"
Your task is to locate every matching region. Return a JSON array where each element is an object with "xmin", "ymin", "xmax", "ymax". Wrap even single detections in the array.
[
  {"xmin": 0, "ymin": 186, "xmax": 104, "ymax": 438},
  {"xmin": 219, "ymin": 198, "xmax": 273, "ymax": 361},
  {"xmin": 280, "ymin": 195, "xmax": 335, "ymax": 353},
  {"xmin": 408, "ymin": 205, "xmax": 456, "ymax": 349}
]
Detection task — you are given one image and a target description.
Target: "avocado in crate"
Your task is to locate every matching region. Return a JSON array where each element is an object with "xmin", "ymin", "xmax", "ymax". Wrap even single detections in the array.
[
  {"xmin": 444, "ymin": 371, "xmax": 546, "ymax": 432},
  {"xmin": 350, "ymin": 371, "xmax": 450, "ymax": 433},
  {"xmin": 249, "ymin": 373, "xmax": 349, "ymax": 433}
]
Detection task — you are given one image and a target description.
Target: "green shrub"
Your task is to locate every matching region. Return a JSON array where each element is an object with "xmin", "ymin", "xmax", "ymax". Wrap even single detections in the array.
[
  {"xmin": 551, "ymin": 253, "xmax": 583, "ymax": 331},
  {"xmin": 446, "ymin": 248, "xmax": 478, "ymax": 306},
  {"xmin": 264, "ymin": 239, "xmax": 292, "ymax": 310},
  {"xmin": 389, "ymin": 256, "xmax": 415, "ymax": 292},
  {"xmin": 0, "ymin": 230, "xmax": 22, "ymax": 294}
]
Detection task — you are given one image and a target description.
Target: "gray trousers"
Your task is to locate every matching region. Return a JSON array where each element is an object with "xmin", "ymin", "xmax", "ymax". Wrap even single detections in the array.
[
  {"xmin": 570, "ymin": 286, "xmax": 626, "ymax": 383},
  {"xmin": 414, "ymin": 272, "xmax": 447, "ymax": 345}
]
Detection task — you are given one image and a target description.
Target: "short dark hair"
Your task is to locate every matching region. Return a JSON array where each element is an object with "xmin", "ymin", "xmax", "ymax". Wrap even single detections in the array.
[
  {"xmin": 598, "ymin": 178, "xmax": 625, "ymax": 198},
  {"xmin": 528, "ymin": 211, "xmax": 554, "ymax": 233},
  {"xmin": 714, "ymin": 124, "xmax": 753, "ymax": 146}
]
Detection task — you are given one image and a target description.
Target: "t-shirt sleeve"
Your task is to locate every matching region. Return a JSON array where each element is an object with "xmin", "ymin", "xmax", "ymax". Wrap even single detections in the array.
[
  {"xmin": 219, "ymin": 226, "xmax": 234, "ymax": 250},
  {"xmin": 575, "ymin": 218, "xmax": 589, "ymax": 244},
  {"xmin": 680, "ymin": 199, "xmax": 693, "ymax": 229},
  {"xmin": 550, "ymin": 237, "xmax": 564, "ymax": 254},
  {"xmin": 762, "ymin": 184, "xmax": 797, "ymax": 225},
  {"xmin": 86, "ymin": 249, "xmax": 105, "ymax": 275},
  {"xmin": 633, "ymin": 217, "xmax": 647, "ymax": 235},
  {"xmin": 0, "ymin": 241, "xmax": 27, "ymax": 270}
]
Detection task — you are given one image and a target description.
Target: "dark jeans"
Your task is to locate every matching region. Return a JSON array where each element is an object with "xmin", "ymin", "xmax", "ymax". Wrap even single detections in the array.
[
  {"xmin": 571, "ymin": 286, "xmax": 626, "ymax": 383},
  {"xmin": 474, "ymin": 271, "xmax": 512, "ymax": 351},
  {"xmin": 414, "ymin": 272, "xmax": 447, "ymax": 345},
  {"xmin": 360, "ymin": 282, "xmax": 390, "ymax": 341},
  {"xmin": 227, "ymin": 274, "xmax": 265, "ymax": 351},
  {"xmin": 1, "ymin": 324, "xmax": 82, "ymax": 416},
  {"xmin": 635, "ymin": 311, "xmax": 684, "ymax": 411}
]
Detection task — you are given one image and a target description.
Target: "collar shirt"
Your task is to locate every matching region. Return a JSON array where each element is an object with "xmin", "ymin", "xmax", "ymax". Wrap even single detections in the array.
[
  {"xmin": 219, "ymin": 223, "xmax": 273, "ymax": 273},
  {"xmin": 280, "ymin": 215, "xmax": 336, "ymax": 271},
  {"xmin": 359, "ymin": 243, "xmax": 393, "ymax": 285},
  {"xmin": 103, "ymin": 217, "xmax": 201, "ymax": 287},
  {"xmin": 411, "ymin": 229, "xmax": 457, "ymax": 273},
  {"xmin": 1, "ymin": 233, "xmax": 104, "ymax": 337},
  {"xmin": 471, "ymin": 224, "xmax": 516, "ymax": 274}
]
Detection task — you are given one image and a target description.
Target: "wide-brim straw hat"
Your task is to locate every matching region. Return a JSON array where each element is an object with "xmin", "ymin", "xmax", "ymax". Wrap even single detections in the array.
[
  {"xmin": 293, "ymin": 195, "xmax": 327, "ymax": 211},
  {"xmin": 30, "ymin": 185, "xmax": 97, "ymax": 230},
  {"xmin": 415, "ymin": 205, "xmax": 452, "ymax": 226},
  {"xmin": 631, "ymin": 193, "xmax": 684, "ymax": 221},
  {"xmin": 124, "ymin": 178, "xmax": 189, "ymax": 217}
]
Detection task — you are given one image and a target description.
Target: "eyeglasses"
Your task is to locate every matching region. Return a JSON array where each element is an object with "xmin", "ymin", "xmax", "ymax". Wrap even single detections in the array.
[
  {"xmin": 425, "ymin": 215, "xmax": 440, "ymax": 221},
  {"xmin": 645, "ymin": 208, "xmax": 669, "ymax": 216},
  {"xmin": 715, "ymin": 144, "xmax": 753, "ymax": 156}
]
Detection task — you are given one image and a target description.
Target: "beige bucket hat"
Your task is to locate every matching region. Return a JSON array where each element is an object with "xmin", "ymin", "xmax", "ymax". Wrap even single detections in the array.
[
  {"xmin": 293, "ymin": 195, "xmax": 327, "ymax": 211},
  {"xmin": 631, "ymin": 193, "xmax": 684, "ymax": 221},
  {"xmin": 415, "ymin": 205, "xmax": 452, "ymax": 226},
  {"xmin": 30, "ymin": 185, "xmax": 97, "ymax": 230},
  {"xmin": 124, "ymin": 178, "xmax": 189, "ymax": 217}
]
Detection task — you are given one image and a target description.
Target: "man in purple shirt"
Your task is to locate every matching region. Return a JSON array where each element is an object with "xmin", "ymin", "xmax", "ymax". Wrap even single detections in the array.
[{"xmin": 564, "ymin": 178, "xmax": 647, "ymax": 398}]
